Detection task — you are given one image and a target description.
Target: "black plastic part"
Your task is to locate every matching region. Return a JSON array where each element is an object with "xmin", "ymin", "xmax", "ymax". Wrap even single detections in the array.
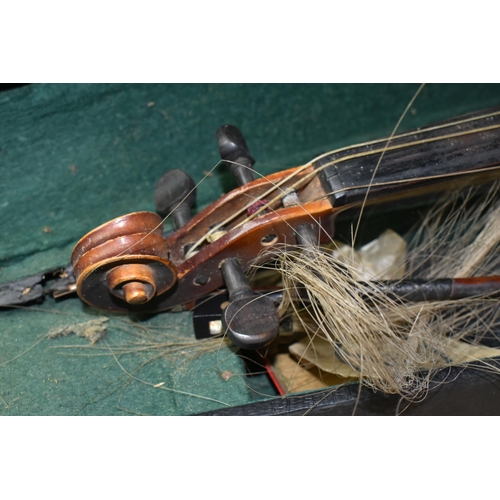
[
  {"xmin": 0, "ymin": 265, "xmax": 75, "ymax": 307},
  {"xmin": 216, "ymin": 125, "xmax": 255, "ymax": 185},
  {"xmin": 154, "ymin": 169, "xmax": 196, "ymax": 229},
  {"xmin": 220, "ymin": 258, "xmax": 279, "ymax": 350},
  {"xmin": 46, "ymin": 266, "xmax": 76, "ymax": 297},
  {"xmin": 0, "ymin": 274, "xmax": 45, "ymax": 306},
  {"xmin": 315, "ymin": 107, "xmax": 500, "ymax": 208}
]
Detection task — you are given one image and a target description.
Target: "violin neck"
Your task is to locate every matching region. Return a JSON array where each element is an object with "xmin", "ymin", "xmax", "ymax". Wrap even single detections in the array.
[{"xmin": 314, "ymin": 107, "xmax": 500, "ymax": 208}]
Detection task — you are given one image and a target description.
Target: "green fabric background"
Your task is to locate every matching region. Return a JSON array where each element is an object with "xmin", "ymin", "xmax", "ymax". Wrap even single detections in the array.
[{"xmin": 1, "ymin": 83, "xmax": 500, "ymax": 415}]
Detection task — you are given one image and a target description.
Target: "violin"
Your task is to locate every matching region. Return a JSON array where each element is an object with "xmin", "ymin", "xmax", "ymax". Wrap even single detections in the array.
[{"xmin": 69, "ymin": 107, "xmax": 500, "ymax": 350}]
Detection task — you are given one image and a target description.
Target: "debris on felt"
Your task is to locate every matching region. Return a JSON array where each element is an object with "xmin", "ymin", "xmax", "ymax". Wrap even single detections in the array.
[{"xmin": 46, "ymin": 318, "xmax": 108, "ymax": 344}]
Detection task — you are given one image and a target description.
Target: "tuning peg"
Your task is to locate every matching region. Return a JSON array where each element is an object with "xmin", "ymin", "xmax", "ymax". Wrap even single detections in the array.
[
  {"xmin": 216, "ymin": 124, "xmax": 255, "ymax": 186},
  {"xmin": 154, "ymin": 169, "xmax": 196, "ymax": 229},
  {"xmin": 220, "ymin": 257, "xmax": 279, "ymax": 350}
]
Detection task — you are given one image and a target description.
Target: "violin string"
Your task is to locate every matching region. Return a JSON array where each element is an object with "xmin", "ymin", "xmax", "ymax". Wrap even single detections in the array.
[
  {"xmin": 85, "ymin": 113, "xmax": 500, "ymax": 272},
  {"xmin": 184, "ymin": 120, "xmax": 500, "ymax": 258},
  {"xmin": 82, "ymin": 105, "xmax": 500, "ymax": 266},
  {"xmin": 230, "ymin": 109, "xmax": 500, "ymax": 223},
  {"xmin": 310, "ymin": 107, "xmax": 500, "ymax": 165},
  {"xmin": 248, "ymin": 123, "xmax": 500, "ymax": 216}
]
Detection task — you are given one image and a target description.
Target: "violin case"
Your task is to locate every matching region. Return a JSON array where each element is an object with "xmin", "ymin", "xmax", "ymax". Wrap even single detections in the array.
[{"xmin": 2, "ymin": 83, "xmax": 500, "ymax": 416}]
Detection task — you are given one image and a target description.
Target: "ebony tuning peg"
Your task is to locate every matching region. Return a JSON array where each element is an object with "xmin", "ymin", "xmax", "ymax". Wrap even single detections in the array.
[
  {"xmin": 220, "ymin": 257, "xmax": 279, "ymax": 350},
  {"xmin": 154, "ymin": 169, "xmax": 196, "ymax": 230},
  {"xmin": 216, "ymin": 124, "xmax": 255, "ymax": 186}
]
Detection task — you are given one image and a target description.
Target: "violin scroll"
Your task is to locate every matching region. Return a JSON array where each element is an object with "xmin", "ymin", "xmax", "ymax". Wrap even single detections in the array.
[{"xmin": 71, "ymin": 212, "xmax": 177, "ymax": 311}]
